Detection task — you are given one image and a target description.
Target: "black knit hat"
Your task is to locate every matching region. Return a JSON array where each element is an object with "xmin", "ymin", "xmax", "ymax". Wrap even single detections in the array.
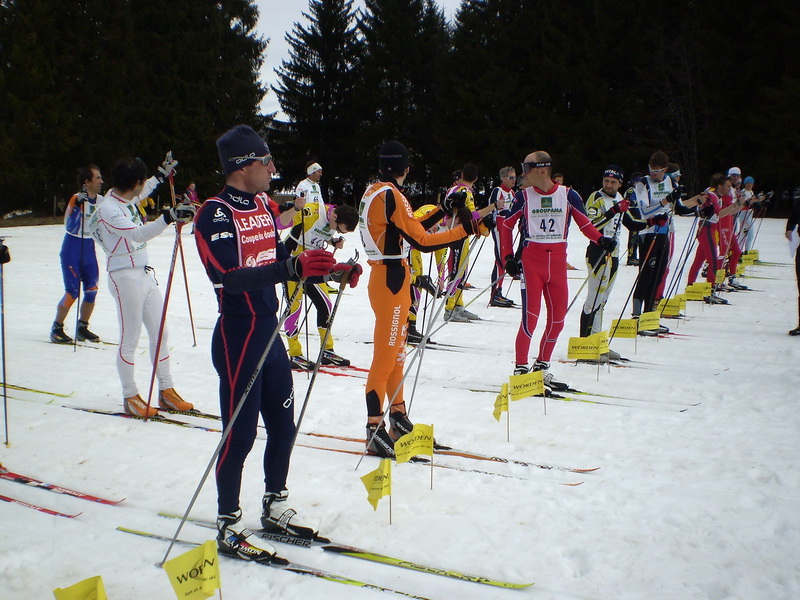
[
  {"xmin": 378, "ymin": 141, "xmax": 409, "ymax": 175},
  {"xmin": 216, "ymin": 125, "xmax": 270, "ymax": 175}
]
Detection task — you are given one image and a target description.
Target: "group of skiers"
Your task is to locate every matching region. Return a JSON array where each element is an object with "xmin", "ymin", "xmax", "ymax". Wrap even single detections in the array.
[{"xmin": 46, "ymin": 126, "xmax": 785, "ymax": 563}]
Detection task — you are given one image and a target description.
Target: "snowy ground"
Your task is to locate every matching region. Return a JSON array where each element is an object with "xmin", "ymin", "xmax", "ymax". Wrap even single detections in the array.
[{"xmin": 1, "ymin": 216, "xmax": 798, "ymax": 600}]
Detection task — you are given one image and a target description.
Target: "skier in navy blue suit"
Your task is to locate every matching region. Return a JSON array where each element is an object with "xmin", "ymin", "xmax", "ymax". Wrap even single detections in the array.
[{"xmin": 194, "ymin": 125, "xmax": 358, "ymax": 563}]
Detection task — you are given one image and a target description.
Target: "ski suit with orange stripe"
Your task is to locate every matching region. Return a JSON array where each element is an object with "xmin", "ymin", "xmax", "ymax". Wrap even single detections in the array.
[{"xmin": 358, "ymin": 180, "xmax": 470, "ymax": 420}]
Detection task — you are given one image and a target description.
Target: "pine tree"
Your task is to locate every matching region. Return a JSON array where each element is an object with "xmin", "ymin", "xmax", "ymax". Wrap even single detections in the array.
[
  {"xmin": 0, "ymin": 0, "xmax": 266, "ymax": 210},
  {"xmin": 272, "ymin": 0, "xmax": 362, "ymax": 201},
  {"xmin": 356, "ymin": 0, "xmax": 451, "ymax": 193}
]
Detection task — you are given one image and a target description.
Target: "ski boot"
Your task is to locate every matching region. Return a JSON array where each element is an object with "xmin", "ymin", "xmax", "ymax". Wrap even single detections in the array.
[
  {"xmin": 124, "ymin": 394, "xmax": 158, "ymax": 418},
  {"xmin": 320, "ymin": 350, "xmax": 350, "ymax": 367},
  {"xmin": 158, "ymin": 388, "xmax": 194, "ymax": 412},
  {"xmin": 217, "ymin": 509, "xmax": 278, "ymax": 563},
  {"xmin": 366, "ymin": 422, "xmax": 396, "ymax": 459},
  {"xmin": 532, "ymin": 360, "xmax": 569, "ymax": 391},
  {"xmin": 289, "ymin": 355, "xmax": 315, "ymax": 371},
  {"xmin": 76, "ymin": 320, "xmax": 100, "ymax": 342},
  {"xmin": 50, "ymin": 321, "xmax": 73, "ymax": 344},
  {"xmin": 261, "ymin": 490, "xmax": 319, "ymax": 540}
]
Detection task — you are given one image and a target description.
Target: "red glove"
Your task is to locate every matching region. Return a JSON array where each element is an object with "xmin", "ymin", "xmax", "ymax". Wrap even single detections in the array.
[
  {"xmin": 295, "ymin": 249, "xmax": 335, "ymax": 277},
  {"xmin": 332, "ymin": 262, "xmax": 363, "ymax": 288},
  {"xmin": 612, "ymin": 198, "xmax": 630, "ymax": 214}
]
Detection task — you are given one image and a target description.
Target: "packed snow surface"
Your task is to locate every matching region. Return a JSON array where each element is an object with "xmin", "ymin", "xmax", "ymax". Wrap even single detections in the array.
[{"xmin": 1, "ymin": 216, "xmax": 798, "ymax": 599}]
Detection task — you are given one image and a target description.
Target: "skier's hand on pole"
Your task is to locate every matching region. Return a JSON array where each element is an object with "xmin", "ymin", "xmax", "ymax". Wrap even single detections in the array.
[
  {"xmin": 293, "ymin": 249, "xmax": 336, "ymax": 277},
  {"xmin": 504, "ymin": 254, "xmax": 521, "ymax": 278},
  {"xmin": 157, "ymin": 152, "xmax": 178, "ymax": 183},
  {"xmin": 331, "ymin": 262, "xmax": 363, "ymax": 288},
  {"xmin": 162, "ymin": 202, "xmax": 196, "ymax": 225},
  {"xmin": 597, "ymin": 236, "xmax": 617, "ymax": 252},
  {"xmin": 0, "ymin": 239, "xmax": 9, "ymax": 265}
]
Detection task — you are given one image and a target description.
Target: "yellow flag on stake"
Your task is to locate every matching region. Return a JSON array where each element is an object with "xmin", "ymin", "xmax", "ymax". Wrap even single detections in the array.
[
  {"xmin": 361, "ymin": 458, "xmax": 392, "ymax": 510},
  {"xmin": 493, "ymin": 383, "xmax": 509, "ymax": 421},
  {"xmin": 162, "ymin": 540, "xmax": 221, "ymax": 600},
  {"xmin": 610, "ymin": 318, "xmax": 638, "ymax": 338},
  {"xmin": 684, "ymin": 282, "xmax": 710, "ymax": 300},
  {"xmin": 53, "ymin": 576, "xmax": 108, "ymax": 600},
  {"xmin": 637, "ymin": 311, "xmax": 660, "ymax": 332},
  {"xmin": 394, "ymin": 424, "xmax": 434, "ymax": 464},
  {"xmin": 567, "ymin": 336, "xmax": 600, "ymax": 360},
  {"xmin": 509, "ymin": 369, "xmax": 544, "ymax": 400}
]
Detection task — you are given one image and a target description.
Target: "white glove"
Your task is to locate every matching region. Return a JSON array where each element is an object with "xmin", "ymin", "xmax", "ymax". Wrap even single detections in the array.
[{"xmin": 157, "ymin": 151, "xmax": 178, "ymax": 182}]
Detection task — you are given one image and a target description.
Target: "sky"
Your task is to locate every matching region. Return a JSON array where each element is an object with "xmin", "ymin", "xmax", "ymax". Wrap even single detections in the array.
[{"xmin": 255, "ymin": 0, "xmax": 463, "ymax": 119}]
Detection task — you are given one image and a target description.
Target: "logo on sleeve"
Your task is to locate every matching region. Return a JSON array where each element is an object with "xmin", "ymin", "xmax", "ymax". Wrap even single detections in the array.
[
  {"xmin": 210, "ymin": 232, "xmax": 234, "ymax": 242},
  {"xmin": 213, "ymin": 208, "xmax": 229, "ymax": 223}
]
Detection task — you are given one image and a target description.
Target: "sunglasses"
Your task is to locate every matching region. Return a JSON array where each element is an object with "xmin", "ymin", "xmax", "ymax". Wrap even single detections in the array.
[
  {"xmin": 228, "ymin": 154, "xmax": 273, "ymax": 166},
  {"xmin": 649, "ymin": 167, "xmax": 666, "ymax": 173}
]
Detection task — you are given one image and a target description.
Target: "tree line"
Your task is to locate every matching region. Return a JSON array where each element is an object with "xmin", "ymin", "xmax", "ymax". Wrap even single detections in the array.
[{"xmin": 2, "ymin": 0, "xmax": 798, "ymax": 214}]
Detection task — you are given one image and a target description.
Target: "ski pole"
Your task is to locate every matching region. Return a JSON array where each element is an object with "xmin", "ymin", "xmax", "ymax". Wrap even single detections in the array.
[
  {"xmin": 73, "ymin": 186, "xmax": 87, "ymax": 353},
  {"xmin": 358, "ymin": 236, "xmax": 482, "ymax": 466},
  {"xmin": 662, "ymin": 213, "xmax": 699, "ymax": 302},
  {"xmin": 160, "ymin": 281, "xmax": 304, "ymax": 566},
  {"xmin": 0, "ymin": 243, "xmax": 9, "ymax": 447},
  {"xmin": 177, "ymin": 239, "xmax": 197, "ymax": 347},
  {"xmin": 566, "ymin": 246, "xmax": 612, "ymax": 314},
  {"xmin": 291, "ymin": 255, "xmax": 358, "ymax": 449},
  {"xmin": 166, "ymin": 168, "xmax": 197, "ymax": 347},
  {"xmin": 607, "ymin": 231, "xmax": 660, "ymax": 346},
  {"xmin": 144, "ymin": 222, "xmax": 184, "ymax": 416}
]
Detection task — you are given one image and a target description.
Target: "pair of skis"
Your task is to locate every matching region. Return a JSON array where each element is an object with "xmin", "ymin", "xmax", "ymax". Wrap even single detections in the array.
[
  {"xmin": 1, "ymin": 464, "xmax": 533, "ymax": 595},
  {"xmin": 130, "ymin": 511, "xmax": 534, "ymax": 592},
  {"xmin": 0, "ymin": 463, "xmax": 124, "ymax": 518}
]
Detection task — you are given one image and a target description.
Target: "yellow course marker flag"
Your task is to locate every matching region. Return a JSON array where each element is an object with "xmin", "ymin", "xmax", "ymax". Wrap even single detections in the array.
[
  {"xmin": 637, "ymin": 311, "xmax": 660, "ymax": 332},
  {"xmin": 567, "ymin": 336, "xmax": 600, "ymax": 360},
  {"xmin": 685, "ymin": 282, "xmax": 711, "ymax": 300},
  {"xmin": 394, "ymin": 424, "xmax": 434, "ymax": 464},
  {"xmin": 509, "ymin": 369, "xmax": 544, "ymax": 401},
  {"xmin": 53, "ymin": 576, "xmax": 108, "ymax": 600},
  {"xmin": 657, "ymin": 296, "xmax": 684, "ymax": 316},
  {"xmin": 610, "ymin": 318, "xmax": 638, "ymax": 338},
  {"xmin": 162, "ymin": 540, "xmax": 221, "ymax": 600},
  {"xmin": 361, "ymin": 458, "xmax": 392, "ymax": 510},
  {"xmin": 493, "ymin": 383, "xmax": 509, "ymax": 421},
  {"xmin": 588, "ymin": 331, "xmax": 609, "ymax": 354}
]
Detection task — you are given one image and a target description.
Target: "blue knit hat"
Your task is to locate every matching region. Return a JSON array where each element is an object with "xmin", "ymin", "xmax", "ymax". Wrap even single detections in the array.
[
  {"xmin": 603, "ymin": 165, "xmax": 624, "ymax": 181},
  {"xmin": 216, "ymin": 125, "xmax": 270, "ymax": 175}
]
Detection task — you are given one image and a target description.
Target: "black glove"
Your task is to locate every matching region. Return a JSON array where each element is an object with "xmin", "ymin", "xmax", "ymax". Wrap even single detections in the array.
[
  {"xmin": 481, "ymin": 213, "xmax": 497, "ymax": 231},
  {"xmin": 456, "ymin": 207, "xmax": 477, "ymax": 235},
  {"xmin": 504, "ymin": 254, "xmax": 521, "ymax": 277},
  {"xmin": 442, "ymin": 189, "xmax": 468, "ymax": 213},
  {"xmin": 412, "ymin": 274, "xmax": 438, "ymax": 296},
  {"xmin": 162, "ymin": 203, "xmax": 196, "ymax": 224},
  {"xmin": 700, "ymin": 204, "xmax": 715, "ymax": 219},
  {"xmin": 156, "ymin": 152, "xmax": 178, "ymax": 183},
  {"xmin": 278, "ymin": 202, "xmax": 295, "ymax": 213},
  {"xmin": 0, "ymin": 240, "xmax": 9, "ymax": 265},
  {"xmin": 598, "ymin": 236, "xmax": 617, "ymax": 252},
  {"xmin": 668, "ymin": 188, "xmax": 682, "ymax": 202}
]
